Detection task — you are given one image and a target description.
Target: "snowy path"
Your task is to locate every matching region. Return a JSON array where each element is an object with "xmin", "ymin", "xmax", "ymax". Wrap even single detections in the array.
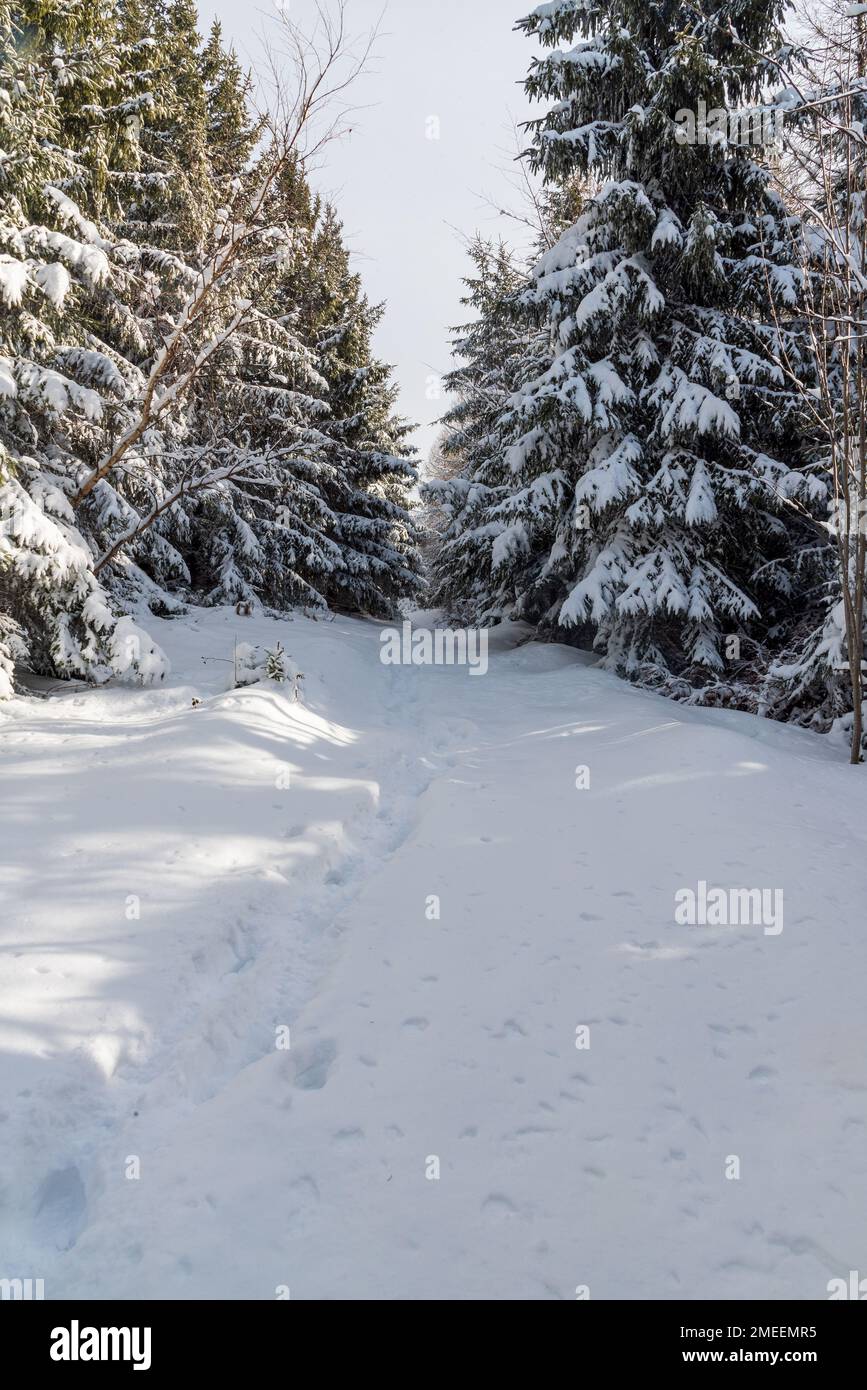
[{"xmin": 2, "ymin": 608, "xmax": 867, "ymax": 1300}]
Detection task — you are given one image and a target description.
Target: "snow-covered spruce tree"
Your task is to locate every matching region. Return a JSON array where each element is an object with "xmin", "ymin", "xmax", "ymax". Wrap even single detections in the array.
[
  {"xmin": 434, "ymin": 0, "xmax": 824, "ymax": 696},
  {"xmin": 50, "ymin": 13, "xmax": 327, "ymax": 615},
  {"xmin": 73, "ymin": 6, "xmax": 260, "ymax": 608},
  {"xmin": 162, "ymin": 157, "xmax": 343, "ymax": 611},
  {"xmin": 306, "ymin": 204, "xmax": 422, "ymax": 617},
  {"xmin": 23, "ymin": 0, "xmax": 205, "ymax": 616},
  {"xmin": 85, "ymin": 7, "xmax": 420, "ymax": 621},
  {"xmin": 125, "ymin": 27, "xmax": 332, "ymax": 614},
  {"xmin": 188, "ymin": 171, "xmax": 420, "ymax": 617},
  {"xmin": 418, "ymin": 428, "xmax": 463, "ymax": 568},
  {"xmin": 425, "ymin": 235, "xmax": 539, "ymax": 619},
  {"xmin": 0, "ymin": 1, "xmax": 168, "ymax": 693},
  {"xmin": 18, "ymin": 0, "xmax": 135, "ymax": 216},
  {"xmin": 201, "ymin": 18, "xmax": 260, "ymax": 190},
  {"xmin": 2, "ymin": 0, "xmax": 421, "ymax": 694},
  {"xmin": 95, "ymin": 80, "xmax": 420, "ymax": 620},
  {"xmin": 757, "ymin": 2, "xmax": 867, "ymax": 758},
  {"xmin": 117, "ymin": 0, "xmax": 215, "ymax": 255}
]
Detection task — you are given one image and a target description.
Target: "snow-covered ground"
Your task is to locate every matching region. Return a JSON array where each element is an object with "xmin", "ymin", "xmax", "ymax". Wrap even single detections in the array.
[{"xmin": 2, "ymin": 606, "xmax": 866, "ymax": 1300}]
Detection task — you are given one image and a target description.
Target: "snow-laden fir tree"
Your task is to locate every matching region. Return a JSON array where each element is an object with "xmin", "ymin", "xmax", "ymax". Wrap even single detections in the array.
[
  {"xmin": 0, "ymin": 0, "xmax": 169, "ymax": 694},
  {"xmin": 164, "ymin": 157, "xmax": 342, "ymax": 610},
  {"xmin": 20, "ymin": 0, "xmax": 147, "ymax": 217},
  {"xmin": 1, "ymin": 0, "xmax": 421, "ymax": 696},
  {"xmin": 72, "ymin": 7, "xmax": 270, "ymax": 610},
  {"xmin": 23, "ymin": 0, "xmax": 206, "ymax": 617},
  {"xmin": 83, "ymin": 12, "xmax": 419, "ymax": 622},
  {"xmin": 154, "ymin": 157, "xmax": 421, "ymax": 618},
  {"xmin": 305, "ymin": 203, "xmax": 422, "ymax": 617},
  {"xmin": 758, "ymin": 3, "xmax": 867, "ymax": 755},
  {"xmin": 186, "ymin": 165, "xmax": 422, "ymax": 618},
  {"xmin": 425, "ymin": 235, "xmax": 540, "ymax": 619},
  {"xmin": 118, "ymin": 0, "xmax": 215, "ymax": 254},
  {"xmin": 201, "ymin": 18, "xmax": 259, "ymax": 190},
  {"xmin": 432, "ymin": 0, "xmax": 825, "ymax": 695}
]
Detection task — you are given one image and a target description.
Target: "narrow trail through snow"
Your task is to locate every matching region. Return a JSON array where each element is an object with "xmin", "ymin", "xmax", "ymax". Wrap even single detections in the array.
[{"xmin": 2, "ymin": 608, "xmax": 866, "ymax": 1299}]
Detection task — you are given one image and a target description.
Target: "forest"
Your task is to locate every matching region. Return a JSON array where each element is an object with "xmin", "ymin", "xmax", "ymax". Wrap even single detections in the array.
[{"xmin": 3, "ymin": 0, "xmax": 867, "ymax": 1322}]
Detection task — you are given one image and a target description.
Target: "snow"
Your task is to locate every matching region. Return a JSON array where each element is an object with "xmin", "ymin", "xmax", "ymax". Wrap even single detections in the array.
[
  {"xmin": 34, "ymin": 261, "xmax": 71, "ymax": 310},
  {"xmin": 651, "ymin": 208, "xmax": 683, "ymax": 250},
  {"xmin": 0, "ymin": 254, "xmax": 29, "ymax": 307},
  {"xmin": 15, "ymin": 361, "xmax": 103, "ymax": 421},
  {"xmin": 684, "ymin": 461, "xmax": 719, "ymax": 526},
  {"xmin": 651, "ymin": 368, "xmax": 740, "ymax": 440},
  {"xmin": 574, "ymin": 436, "xmax": 642, "ymax": 511},
  {"xmin": 0, "ymin": 354, "xmax": 17, "ymax": 399},
  {"xmin": 491, "ymin": 521, "xmax": 529, "ymax": 573},
  {"xmin": 1, "ymin": 605, "xmax": 866, "ymax": 1299},
  {"xmin": 107, "ymin": 617, "xmax": 170, "ymax": 685}
]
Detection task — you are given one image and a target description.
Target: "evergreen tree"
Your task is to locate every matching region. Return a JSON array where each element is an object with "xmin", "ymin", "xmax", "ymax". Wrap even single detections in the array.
[
  {"xmin": 758, "ymin": 6, "xmax": 867, "ymax": 751},
  {"xmin": 168, "ymin": 158, "xmax": 341, "ymax": 610},
  {"xmin": 0, "ymin": 0, "xmax": 422, "ymax": 696},
  {"xmin": 432, "ymin": 0, "xmax": 824, "ymax": 697},
  {"xmin": 308, "ymin": 205, "xmax": 421, "ymax": 616},
  {"xmin": 425, "ymin": 235, "xmax": 537, "ymax": 620},
  {"xmin": 120, "ymin": 0, "xmax": 214, "ymax": 254},
  {"xmin": 201, "ymin": 20, "xmax": 258, "ymax": 189},
  {"xmin": 171, "ymin": 165, "xmax": 421, "ymax": 617},
  {"xmin": 15, "ymin": 0, "xmax": 138, "ymax": 216},
  {"xmin": 0, "ymin": 0, "xmax": 168, "ymax": 691}
]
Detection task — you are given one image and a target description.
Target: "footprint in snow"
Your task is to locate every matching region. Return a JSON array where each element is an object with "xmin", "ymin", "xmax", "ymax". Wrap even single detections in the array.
[
  {"xmin": 34, "ymin": 1164, "xmax": 87, "ymax": 1251},
  {"xmin": 291, "ymin": 1038, "xmax": 337, "ymax": 1091},
  {"xmin": 482, "ymin": 1193, "xmax": 519, "ymax": 1218},
  {"xmin": 748, "ymin": 1065, "xmax": 777, "ymax": 1082}
]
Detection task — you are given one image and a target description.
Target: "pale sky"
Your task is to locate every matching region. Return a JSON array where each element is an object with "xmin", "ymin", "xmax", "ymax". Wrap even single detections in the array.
[{"xmin": 196, "ymin": 0, "xmax": 537, "ymax": 458}]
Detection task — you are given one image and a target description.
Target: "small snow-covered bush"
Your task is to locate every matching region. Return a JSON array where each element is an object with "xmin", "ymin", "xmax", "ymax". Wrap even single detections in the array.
[
  {"xmin": 264, "ymin": 642, "xmax": 289, "ymax": 683},
  {"xmin": 233, "ymin": 641, "xmax": 303, "ymax": 699}
]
